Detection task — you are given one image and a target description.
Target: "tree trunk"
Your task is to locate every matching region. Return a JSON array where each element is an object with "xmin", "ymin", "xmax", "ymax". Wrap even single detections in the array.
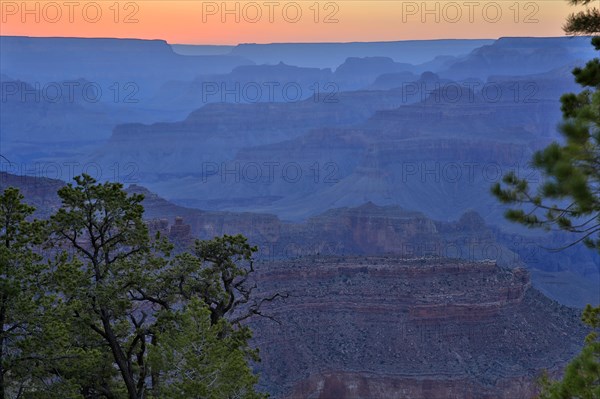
[
  {"xmin": 0, "ymin": 296, "xmax": 7, "ymax": 399},
  {"xmin": 150, "ymin": 335, "xmax": 159, "ymax": 397},
  {"xmin": 100, "ymin": 313, "xmax": 139, "ymax": 399}
]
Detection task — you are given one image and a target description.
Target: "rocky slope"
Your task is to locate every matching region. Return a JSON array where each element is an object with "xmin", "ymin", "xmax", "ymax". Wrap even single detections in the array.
[
  {"xmin": 0, "ymin": 36, "xmax": 251, "ymax": 93},
  {"xmin": 200, "ymin": 89, "xmax": 562, "ymax": 223},
  {"xmin": 2, "ymin": 172, "xmax": 596, "ymax": 307},
  {"xmin": 248, "ymin": 256, "xmax": 586, "ymax": 399},
  {"xmin": 92, "ymin": 87, "xmax": 420, "ymax": 179},
  {"xmin": 225, "ymin": 40, "xmax": 492, "ymax": 69},
  {"xmin": 85, "ymin": 38, "xmax": 593, "ymax": 226},
  {"xmin": 440, "ymin": 36, "xmax": 596, "ymax": 79},
  {"xmin": 1, "ymin": 172, "xmax": 593, "ymax": 397}
]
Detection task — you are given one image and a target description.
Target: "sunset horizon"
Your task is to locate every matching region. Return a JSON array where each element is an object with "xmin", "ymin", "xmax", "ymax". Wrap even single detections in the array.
[
  {"xmin": 1, "ymin": 0, "xmax": 599, "ymax": 397},
  {"xmin": 0, "ymin": 1, "xmax": 584, "ymax": 44}
]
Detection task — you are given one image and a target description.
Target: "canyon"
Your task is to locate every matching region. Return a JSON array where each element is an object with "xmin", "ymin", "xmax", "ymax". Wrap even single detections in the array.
[
  {"xmin": 0, "ymin": 172, "xmax": 595, "ymax": 399},
  {"xmin": 248, "ymin": 257, "xmax": 586, "ymax": 398},
  {"xmin": 2, "ymin": 34, "xmax": 598, "ymax": 399},
  {"xmin": 3, "ymin": 172, "xmax": 597, "ymax": 308}
]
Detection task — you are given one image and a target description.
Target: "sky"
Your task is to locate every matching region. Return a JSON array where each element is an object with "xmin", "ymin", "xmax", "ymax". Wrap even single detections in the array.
[{"xmin": 0, "ymin": 1, "xmax": 584, "ymax": 44}]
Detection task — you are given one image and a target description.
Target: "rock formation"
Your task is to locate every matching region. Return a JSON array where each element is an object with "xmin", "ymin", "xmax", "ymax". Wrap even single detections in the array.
[
  {"xmin": 168, "ymin": 216, "xmax": 192, "ymax": 242},
  {"xmin": 248, "ymin": 257, "xmax": 586, "ymax": 399},
  {"xmin": 2, "ymin": 174, "xmax": 596, "ymax": 307}
]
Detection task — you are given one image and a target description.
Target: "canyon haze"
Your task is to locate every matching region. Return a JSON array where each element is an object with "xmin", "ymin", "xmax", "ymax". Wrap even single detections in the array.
[{"xmin": 1, "ymin": 35, "xmax": 599, "ymax": 398}]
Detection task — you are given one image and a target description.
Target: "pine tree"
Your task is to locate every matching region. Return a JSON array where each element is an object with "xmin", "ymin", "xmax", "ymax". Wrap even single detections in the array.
[
  {"xmin": 492, "ymin": 1, "xmax": 599, "ymax": 396},
  {"xmin": 148, "ymin": 298, "xmax": 266, "ymax": 399},
  {"xmin": 564, "ymin": 0, "xmax": 600, "ymax": 35},
  {"xmin": 0, "ymin": 188, "xmax": 47, "ymax": 398},
  {"xmin": 491, "ymin": 36, "xmax": 599, "ymax": 250},
  {"xmin": 538, "ymin": 305, "xmax": 599, "ymax": 398},
  {"xmin": 45, "ymin": 175, "xmax": 267, "ymax": 398}
]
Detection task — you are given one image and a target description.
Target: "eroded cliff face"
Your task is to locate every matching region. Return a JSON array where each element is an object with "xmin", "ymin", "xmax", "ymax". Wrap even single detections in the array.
[
  {"xmin": 248, "ymin": 257, "xmax": 585, "ymax": 399},
  {"xmin": 0, "ymin": 172, "xmax": 64, "ymax": 218},
  {"xmin": 0, "ymin": 173, "xmax": 592, "ymax": 397},
  {"xmin": 287, "ymin": 372, "xmax": 542, "ymax": 399},
  {"xmin": 0, "ymin": 174, "xmax": 504, "ymax": 262},
  {"xmin": 2, "ymin": 173, "xmax": 595, "ymax": 308}
]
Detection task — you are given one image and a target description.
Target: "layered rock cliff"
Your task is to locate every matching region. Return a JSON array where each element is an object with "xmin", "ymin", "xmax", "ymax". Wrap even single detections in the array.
[
  {"xmin": 2, "ymin": 173, "xmax": 596, "ymax": 307},
  {"xmin": 248, "ymin": 257, "xmax": 586, "ymax": 398}
]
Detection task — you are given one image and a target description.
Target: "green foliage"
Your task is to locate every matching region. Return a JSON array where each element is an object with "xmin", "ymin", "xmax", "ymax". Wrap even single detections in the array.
[
  {"xmin": 168, "ymin": 234, "xmax": 261, "ymax": 326},
  {"xmin": 491, "ymin": 36, "xmax": 600, "ymax": 250},
  {"xmin": 47, "ymin": 174, "xmax": 163, "ymax": 398},
  {"xmin": 494, "ymin": 3, "xmax": 600, "ymax": 398},
  {"xmin": 538, "ymin": 305, "xmax": 600, "ymax": 399},
  {"xmin": 149, "ymin": 299, "xmax": 267, "ymax": 399},
  {"xmin": 564, "ymin": 0, "xmax": 600, "ymax": 35},
  {"xmin": 0, "ymin": 175, "xmax": 268, "ymax": 398},
  {"xmin": 0, "ymin": 188, "xmax": 49, "ymax": 398}
]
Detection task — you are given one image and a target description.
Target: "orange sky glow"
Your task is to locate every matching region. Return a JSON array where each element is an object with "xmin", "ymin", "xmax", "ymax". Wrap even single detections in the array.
[{"xmin": 0, "ymin": 1, "xmax": 585, "ymax": 44}]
